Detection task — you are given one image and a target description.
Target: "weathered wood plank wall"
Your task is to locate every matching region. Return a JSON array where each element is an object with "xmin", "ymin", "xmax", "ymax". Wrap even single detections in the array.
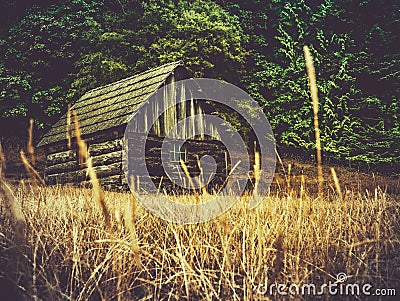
[{"xmin": 44, "ymin": 138, "xmax": 125, "ymax": 190}]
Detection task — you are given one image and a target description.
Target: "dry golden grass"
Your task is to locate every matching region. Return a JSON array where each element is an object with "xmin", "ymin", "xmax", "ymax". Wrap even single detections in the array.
[{"xmin": 0, "ymin": 177, "xmax": 399, "ymax": 300}]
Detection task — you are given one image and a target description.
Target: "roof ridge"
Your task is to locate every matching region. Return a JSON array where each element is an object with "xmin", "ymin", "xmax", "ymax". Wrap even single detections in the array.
[{"xmin": 84, "ymin": 61, "xmax": 182, "ymax": 95}]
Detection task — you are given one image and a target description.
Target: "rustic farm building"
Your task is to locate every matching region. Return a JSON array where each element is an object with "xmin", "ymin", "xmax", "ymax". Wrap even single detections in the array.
[{"xmin": 38, "ymin": 61, "xmax": 235, "ymax": 191}]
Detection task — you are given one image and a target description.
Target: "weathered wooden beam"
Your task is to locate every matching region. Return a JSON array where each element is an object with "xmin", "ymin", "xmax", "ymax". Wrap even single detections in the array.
[
  {"xmin": 45, "ymin": 161, "xmax": 79, "ymax": 175},
  {"xmin": 43, "ymin": 126, "xmax": 125, "ymax": 154},
  {"xmin": 89, "ymin": 139, "xmax": 122, "ymax": 157},
  {"xmin": 91, "ymin": 150, "xmax": 122, "ymax": 166},
  {"xmin": 46, "ymin": 161, "xmax": 123, "ymax": 185},
  {"xmin": 45, "ymin": 169, "xmax": 87, "ymax": 185},
  {"xmin": 82, "ymin": 175, "xmax": 129, "ymax": 191},
  {"xmin": 46, "ymin": 150, "xmax": 76, "ymax": 166},
  {"xmin": 94, "ymin": 162, "xmax": 122, "ymax": 179},
  {"xmin": 45, "ymin": 150, "xmax": 122, "ymax": 175},
  {"xmin": 100, "ymin": 175, "xmax": 121, "ymax": 185}
]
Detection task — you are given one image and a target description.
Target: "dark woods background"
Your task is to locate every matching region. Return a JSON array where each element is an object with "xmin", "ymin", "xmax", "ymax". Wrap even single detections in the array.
[{"xmin": 0, "ymin": 0, "xmax": 398, "ymax": 171}]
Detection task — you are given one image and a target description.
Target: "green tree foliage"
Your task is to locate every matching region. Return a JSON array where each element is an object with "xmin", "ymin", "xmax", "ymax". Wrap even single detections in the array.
[
  {"xmin": 137, "ymin": 0, "xmax": 247, "ymax": 81},
  {"xmin": 67, "ymin": 0, "xmax": 248, "ymax": 109},
  {"xmin": 0, "ymin": 0, "xmax": 103, "ymax": 130},
  {"xmin": 222, "ymin": 0, "xmax": 399, "ymax": 166}
]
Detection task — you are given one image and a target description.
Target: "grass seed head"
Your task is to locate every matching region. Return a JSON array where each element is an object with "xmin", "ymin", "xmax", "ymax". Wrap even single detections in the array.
[
  {"xmin": 67, "ymin": 105, "xmax": 72, "ymax": 149},
  {"xmin": 303, "ymin": 45, "xmax": 324, "ymax": 198},
  {"xmin": 27, "ymin": 118, "xmax": 35, "ymax": 165}
]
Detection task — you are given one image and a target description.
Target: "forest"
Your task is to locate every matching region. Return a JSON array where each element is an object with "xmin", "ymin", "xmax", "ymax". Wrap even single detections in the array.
[{"xmin": 0, "ymin": 0, "xmax": 399, "ymax": 168}]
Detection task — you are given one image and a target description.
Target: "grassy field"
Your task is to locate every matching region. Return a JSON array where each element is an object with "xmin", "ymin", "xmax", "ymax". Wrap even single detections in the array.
[{"xmin": 1, "ymin": 168, "xmax": 399, "ymax": 300}]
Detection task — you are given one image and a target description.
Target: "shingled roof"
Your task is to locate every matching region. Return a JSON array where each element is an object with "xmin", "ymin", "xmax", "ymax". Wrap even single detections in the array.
[{"xmin": 38, "ymin": 61, "xmax": 183, "ymax": 147}]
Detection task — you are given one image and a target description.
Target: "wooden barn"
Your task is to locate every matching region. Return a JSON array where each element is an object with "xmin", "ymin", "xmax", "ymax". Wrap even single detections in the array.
[{"xmin": 37, "ymin": 61, "xmax": 237, "ymax": 192}]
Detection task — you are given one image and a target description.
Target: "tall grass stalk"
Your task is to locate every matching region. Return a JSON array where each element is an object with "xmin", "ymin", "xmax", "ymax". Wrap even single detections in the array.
[
  {"xmin": 67, "ymin": 104, "xmax": 72, "ymax": 149},
  {"xmin": 303, "ymin": 45, "xmax": 324, "ymax": 198},
  {"xmin": 73, "ymin": 111, "xmax": 110, "ymax": 228},
  {"xmin": 330, "ymin": 167, "xmax": 342, "ymax": 200},
  {"xmin": 0, "ymin": 143, "xmax": 5, "ymax": 177},
  {"xmin": 20, "ymin": 150, "xmax": 45, "ymax": 186},
  {"xmin": 27, "ymin": 118, "xmax": 35, "ymax": 165}
]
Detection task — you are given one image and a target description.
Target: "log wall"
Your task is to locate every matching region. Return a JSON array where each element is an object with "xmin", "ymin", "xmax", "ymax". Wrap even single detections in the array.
[
  {"xmin": 44, "ymin": 130, "xmax": 236, "ymax": 193},
  {"xmin": 44, "ymin": 137, "xmax": 125, "ymax": 190}
]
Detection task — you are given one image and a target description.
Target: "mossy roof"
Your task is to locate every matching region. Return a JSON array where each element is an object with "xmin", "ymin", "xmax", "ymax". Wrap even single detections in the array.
[{"xmin": 38, "ymin": 61, "xmax": 182, "ymax": 147}]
